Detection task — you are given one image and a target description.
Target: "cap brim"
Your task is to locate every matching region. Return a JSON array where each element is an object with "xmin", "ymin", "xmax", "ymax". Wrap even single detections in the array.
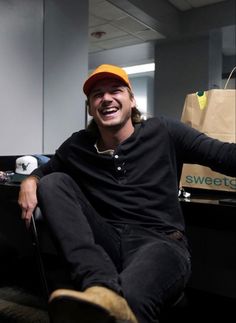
[
  {"xmin": 83, "ymin": 72, "xmax": 130, "ymax": 96},
  {"xmin": 10, "ymin": 173, "xmax": 28, "ymax": 183}
]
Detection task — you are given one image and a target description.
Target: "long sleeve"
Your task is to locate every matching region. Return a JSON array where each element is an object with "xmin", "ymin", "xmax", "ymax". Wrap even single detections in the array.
[
  {"xmin": 31, "ymin": 134, "xmax": 76, "ymax": 179},
  {"xmin": 164, "ymin": 117, "xmax": 236, "ymax": 177}
]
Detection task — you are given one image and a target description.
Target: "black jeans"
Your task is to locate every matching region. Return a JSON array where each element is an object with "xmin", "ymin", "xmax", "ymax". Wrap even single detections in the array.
[{"xmin": 37, "ymin": 172, "xmax": 191, "ymax": 323}]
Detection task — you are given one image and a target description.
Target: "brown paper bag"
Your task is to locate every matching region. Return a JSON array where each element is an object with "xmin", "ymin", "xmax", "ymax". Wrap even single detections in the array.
[{"xmin": 180, "ymin": 69, "xmax": 236, "ymax": 192}]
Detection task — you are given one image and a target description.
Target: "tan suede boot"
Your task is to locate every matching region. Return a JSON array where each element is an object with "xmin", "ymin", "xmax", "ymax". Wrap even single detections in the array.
[{"xmin": 49, "ymin": 286, "xmax": 138, "ymax": 323}]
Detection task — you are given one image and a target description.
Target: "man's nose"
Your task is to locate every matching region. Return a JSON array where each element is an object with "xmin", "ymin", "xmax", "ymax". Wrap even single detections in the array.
[{"xmin": 101, "ymin": 92, "xmax": 113, "ymax": 103}]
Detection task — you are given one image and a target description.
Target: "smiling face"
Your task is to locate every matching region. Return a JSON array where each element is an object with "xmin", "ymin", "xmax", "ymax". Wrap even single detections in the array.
[{"xmin": 88, "ymin": 78, "xmax": 136, "ymax": 133}]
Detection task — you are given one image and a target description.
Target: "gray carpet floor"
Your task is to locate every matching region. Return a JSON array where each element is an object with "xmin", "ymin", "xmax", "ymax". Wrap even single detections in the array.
[{"xmin": 0, "ymin": 286, "xmax": 49, "ymax": 323}]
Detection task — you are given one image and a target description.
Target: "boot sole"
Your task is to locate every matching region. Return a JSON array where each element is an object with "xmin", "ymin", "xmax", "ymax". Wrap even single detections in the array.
[{"xmin": 49, "ymin": 294, "xmax": 120, "ymax": 323}]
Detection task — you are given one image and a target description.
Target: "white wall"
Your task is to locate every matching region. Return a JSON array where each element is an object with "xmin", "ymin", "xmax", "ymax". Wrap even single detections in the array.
[
  {"xmin": 43, "ymin": 0, "xmax": 88, "ymax": 153},
  {"xmin": 154, "ymin": 36, "xmax": 212, "ymax": 119},
  {"xmin": 0, "ymin": 0, "xmax": 43, "ymax": 155},
  {"xmin": 130, "ymin": 74, "xmax": 154, "ymax": 117},
  {"xmin": 0, "ymin": 0, "xmax": 89, "ymax": 156}
]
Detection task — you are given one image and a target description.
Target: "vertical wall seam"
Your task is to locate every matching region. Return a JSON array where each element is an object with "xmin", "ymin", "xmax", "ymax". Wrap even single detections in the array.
[{"xmin": 42, "ymin": 0, "xmax": 45, "ymax": 153}]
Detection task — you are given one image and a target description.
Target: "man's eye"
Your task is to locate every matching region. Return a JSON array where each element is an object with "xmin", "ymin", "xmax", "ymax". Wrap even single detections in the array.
[
  {"xmin": 112, "ymin": 89, "xmax": 121, "ymax": 94},
  {"xmin": 93, "ymin": 93, "xmax": 103, "ymax": 98}
]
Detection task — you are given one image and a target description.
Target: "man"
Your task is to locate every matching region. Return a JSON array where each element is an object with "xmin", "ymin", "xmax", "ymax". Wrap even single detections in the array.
[{"xmin": 18, "ymin": 64, "xmax": 236, "ymax": 323}]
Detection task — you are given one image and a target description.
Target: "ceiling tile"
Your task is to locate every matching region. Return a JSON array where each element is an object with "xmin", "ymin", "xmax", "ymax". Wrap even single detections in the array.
[
  {"xmin": 89, "ymin": 14, "xmax": 107, "ymax": 27},
  {"xmin": 112, "ymin": 16, "xmax": 149, "ymax": 34},
  {"xmin": 96, "ymin": 35, "xmax": 143, "ymax": 50},
  {"xmin": 89, "ymin": 42, "xmax": 104, "ymax": 53},
  {"xmin": 89, "ymin": 1, "xmax": 128, "ymax": 21},
  {"xmin": 88, "ymin": 0, "xmax": 234, "ymax": 55},
  {"xmin": 136, "ymin": 29, "xmax": 165, "ymax": 41}
]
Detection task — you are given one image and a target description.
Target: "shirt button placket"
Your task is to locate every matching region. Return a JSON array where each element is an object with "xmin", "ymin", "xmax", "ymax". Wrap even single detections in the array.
[
  {"xmin": 114, "ymin": 153, "xmax": 126, "ymax": 181},
  {"xmin": 114, "ymin": 154, "xmax": 121, "ymax": 173}
]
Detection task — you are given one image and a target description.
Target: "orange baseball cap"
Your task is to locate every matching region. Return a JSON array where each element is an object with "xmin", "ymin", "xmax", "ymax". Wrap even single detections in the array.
[{"xmin": 83, "ymin": 64, "xmax": 132, "ymax": 96}]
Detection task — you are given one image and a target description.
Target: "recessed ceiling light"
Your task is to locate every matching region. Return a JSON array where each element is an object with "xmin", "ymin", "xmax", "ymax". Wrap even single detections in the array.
[{"xmin": 123, "ymin": 63, "xmax": 155, "ymax": 75}]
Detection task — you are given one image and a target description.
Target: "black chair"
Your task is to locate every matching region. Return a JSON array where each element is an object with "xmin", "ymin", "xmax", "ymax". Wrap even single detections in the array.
[
  {"xmin": 31, "ymin": 208, "xmax": 73, "ymax": 295},
  {"xmin": 31, "ymin": 208, "xmax": 50, "ymax": 299}
]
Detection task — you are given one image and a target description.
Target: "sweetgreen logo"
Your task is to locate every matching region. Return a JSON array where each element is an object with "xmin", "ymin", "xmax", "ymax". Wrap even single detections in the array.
[{"xmin": 185, "ymin": 175, "xmax": 236, "ymax": 190}]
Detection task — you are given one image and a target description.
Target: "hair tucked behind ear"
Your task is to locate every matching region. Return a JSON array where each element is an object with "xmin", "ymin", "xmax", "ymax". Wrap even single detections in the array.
[{"xmin": 131, "ymin": 107, "xmax": 142, "ymax": 124}]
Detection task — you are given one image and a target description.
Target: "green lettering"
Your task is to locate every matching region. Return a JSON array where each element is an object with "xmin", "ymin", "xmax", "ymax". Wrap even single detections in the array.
[
  {"xmin": 213, "ymin": 178, "xmax": 222, "ymax": 186},
  {"xmin": 229, "ymin": 179, "xmax": 236, "ymax": 190},
  {"xmin": 193, "ymin": 176, "xmax": 205, "ymax": 184},
  {"xmin": 185, "ymin": 175, "xmax": 193, "ymax": 184},
  {"xmin": 184, "ymin": 174, "xmax": 236, "ymax": 191},
  {"xmin": 223, "ymin": 177, "xmax": 230, "ymax": 187},
  {"xmin": 205, "ymin": 177, "xmax": 213, "ymax": 185}
]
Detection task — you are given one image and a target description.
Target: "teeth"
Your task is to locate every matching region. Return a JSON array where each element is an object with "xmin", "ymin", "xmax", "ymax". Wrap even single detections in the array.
[{"xmin": 101, "ymin": 108, "xmax": 118, "ymax": 115}]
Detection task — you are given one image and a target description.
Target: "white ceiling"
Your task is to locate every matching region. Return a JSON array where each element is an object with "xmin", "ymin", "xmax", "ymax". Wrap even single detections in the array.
[
  {"xmin": 89, "ymin": 0, "xmax": 164, "ymax": 53},
  {"xmin": 89, "ymin": 0, "xmax": 235, "ymax": 55}
]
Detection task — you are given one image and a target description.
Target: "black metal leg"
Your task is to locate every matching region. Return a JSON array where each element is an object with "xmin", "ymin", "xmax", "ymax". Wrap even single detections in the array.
[{"xmin": 31, "ymin": 207, "xmax": 49, "ymax": 299}]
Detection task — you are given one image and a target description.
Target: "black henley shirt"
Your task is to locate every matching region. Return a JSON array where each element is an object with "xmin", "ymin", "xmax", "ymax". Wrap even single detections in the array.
[{"xmin": 32, "ymin": 117, "xmax": 236, "ymax": 233}]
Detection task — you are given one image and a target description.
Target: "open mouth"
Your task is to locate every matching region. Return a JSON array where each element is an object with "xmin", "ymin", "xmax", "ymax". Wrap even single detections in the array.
[{"xmin": 100, "ymin": 107, "xmax": 119, "ymax": 116}]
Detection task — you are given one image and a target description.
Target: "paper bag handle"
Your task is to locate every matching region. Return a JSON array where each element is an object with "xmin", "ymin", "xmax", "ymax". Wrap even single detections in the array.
[{"xmin": 224, "ymin": 66, "xmax": 236, "ymax": 89}]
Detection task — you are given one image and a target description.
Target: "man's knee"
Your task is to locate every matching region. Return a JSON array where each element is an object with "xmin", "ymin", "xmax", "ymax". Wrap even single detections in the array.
[
  {"xmin": 37, "ymin": 173, "xmax": 76, "ymax": 204},
  {"xmin": 38, "ymin": 172, "xmax": 72, "ymax": 191}
]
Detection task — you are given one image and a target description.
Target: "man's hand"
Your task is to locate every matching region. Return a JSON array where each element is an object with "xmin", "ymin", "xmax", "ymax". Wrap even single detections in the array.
[{"xmin": 18, "ymin": 176, "xmax": 39, "ymax": 228}]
